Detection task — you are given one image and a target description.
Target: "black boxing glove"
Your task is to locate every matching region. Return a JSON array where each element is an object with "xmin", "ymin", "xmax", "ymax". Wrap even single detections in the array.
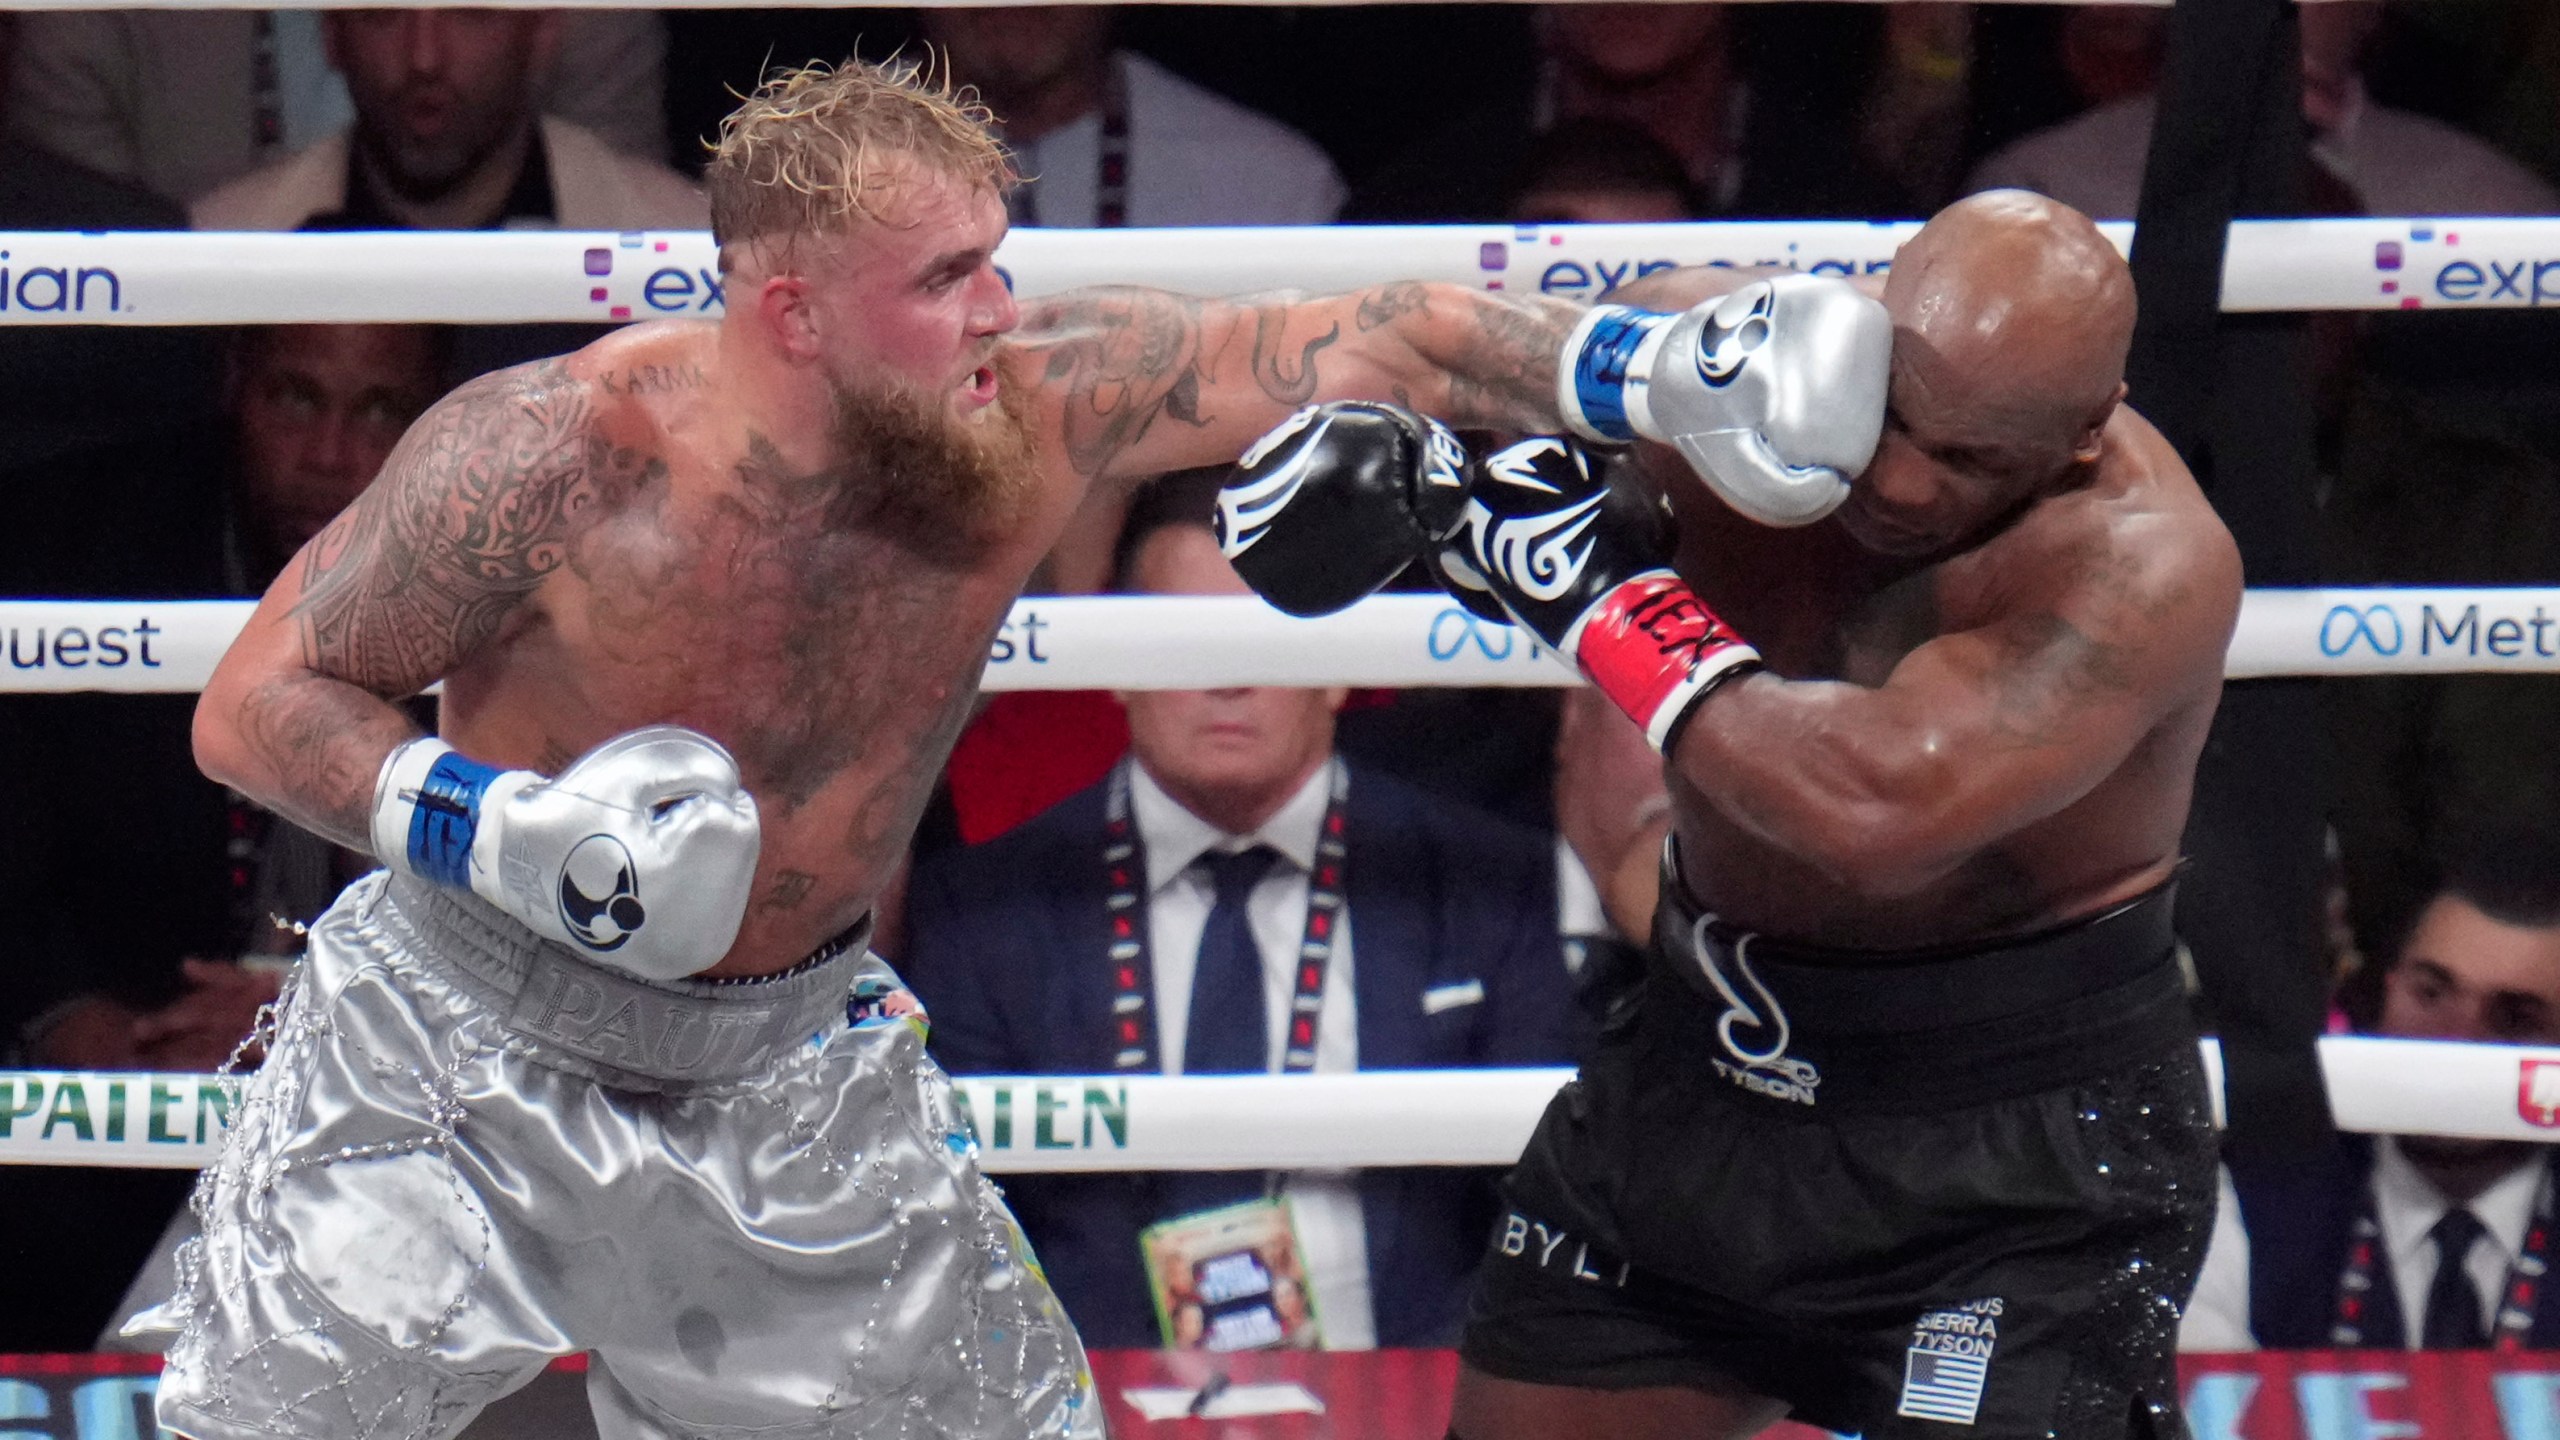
[
  {"xmin": 1215, "ymin": 402, "xmax": 1476, "ymax": 618},
  {"xmin": 1449, "ymin": 435, "xmax": 1762, "ymax": 752}
]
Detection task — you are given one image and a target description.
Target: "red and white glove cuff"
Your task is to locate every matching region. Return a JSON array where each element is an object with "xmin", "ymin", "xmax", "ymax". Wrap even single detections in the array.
[{"xmin": 1561, "ymin": 572, "xmax": 1762, "ymax": 752}]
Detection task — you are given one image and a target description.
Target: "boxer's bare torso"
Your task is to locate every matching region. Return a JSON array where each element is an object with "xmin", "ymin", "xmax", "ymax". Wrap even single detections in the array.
[
  {"xmin": 1664, "ymin": 407, "xmax": 2231, "ymax": 948},
  {"xmin": 204, "ymin": 267, "xmax": 1576, "ymax": 977}
]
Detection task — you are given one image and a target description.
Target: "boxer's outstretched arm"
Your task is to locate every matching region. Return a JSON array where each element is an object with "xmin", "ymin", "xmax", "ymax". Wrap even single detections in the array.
[
  {"xmin": 194, "ymin": 359, "xmax": 618, "ymax": 852},
  {"xmin": 1670, "ymin": 513, "xmax": 2242, "ymax": 899},
  {"xmin": 1002, "ymin": 283, "xmax": 1581, "ymax": 486}
]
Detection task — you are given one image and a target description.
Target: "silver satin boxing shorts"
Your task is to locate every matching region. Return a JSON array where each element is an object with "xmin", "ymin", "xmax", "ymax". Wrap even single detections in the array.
[{"xmin": 137, "ymin": 872, "xmax": 1100, "ymax": 1440}]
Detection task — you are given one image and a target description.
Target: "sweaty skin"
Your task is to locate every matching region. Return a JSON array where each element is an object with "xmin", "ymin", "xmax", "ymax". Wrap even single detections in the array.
[
  {"xmin": 1452, "ymin": 189, "xmax": 2246, "ymax": 1440},
  {"xmin": 194, "ymin": 181, "xmax": 1578, "ymax": 978},
  {"xmin": 1649, "ymin": 193, "xmax": 2239, "ymax": 948}
]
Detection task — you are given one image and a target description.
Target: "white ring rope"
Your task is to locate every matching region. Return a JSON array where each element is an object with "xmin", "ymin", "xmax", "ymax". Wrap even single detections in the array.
[
  {"xmin": 0, "ymin": 589, "xmax": 2552, "ymax": 696},
  {"xmin": 0, "ymin": 219, "xmax": 2550, "ymax": 324},
  {"xmin": 1, "ymin": 1037, "xmax": 2548, "ymax": 1171}
]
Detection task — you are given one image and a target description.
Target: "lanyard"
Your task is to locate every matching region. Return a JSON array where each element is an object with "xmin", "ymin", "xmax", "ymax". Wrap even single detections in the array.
[
  {"xmin": 1103, "ymin": 760, "xmax": 1348, "ymax": 1075},
  {"xmin": 1014, "ymin": 55, "xmax": 1130, "ymax": 229},
  {"xmin": 2330, "ymin": 1165, "xmax": 2555, "ymax": 1350}
]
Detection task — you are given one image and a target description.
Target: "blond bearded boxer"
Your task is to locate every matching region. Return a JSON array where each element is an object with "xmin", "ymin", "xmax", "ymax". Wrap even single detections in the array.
[{"xmin": 145, "ymin": 60, "xmax": 1590, "ymax": 1440}]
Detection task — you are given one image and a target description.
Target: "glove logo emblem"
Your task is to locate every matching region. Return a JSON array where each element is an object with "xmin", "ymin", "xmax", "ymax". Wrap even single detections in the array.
[
  {"xmin": 1694, "ymin": 287, "xmax": 1776, "ymax": 389},
  {"xmin": 1472, "ymin": 438, "xmax": 1603, "ymax": 602},
  {"xmin": 558, "ymin": 834, "xmax": 647, "ymax": 952},
  {"xmin": 1217, "ymin": 409, "xmax": 1333, "ymax": 560}
]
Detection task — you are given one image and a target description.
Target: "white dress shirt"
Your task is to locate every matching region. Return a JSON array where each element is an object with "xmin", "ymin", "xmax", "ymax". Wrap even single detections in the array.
[
  {"xmin": 1128, "ymin": 758, "xmax": 1376, "ymax": 1349},
  {"xmin": 1006, "ymin": 52, "xmax": 1347, "ymax": 228},
  {"xmin": 2179, "ymin": 1142, "xmax": 2547, "ymax": 1352}
]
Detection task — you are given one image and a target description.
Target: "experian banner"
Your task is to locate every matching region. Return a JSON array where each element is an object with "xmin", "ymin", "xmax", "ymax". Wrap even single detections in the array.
[{"xmin": 5, "ymin": 219, "xmax": 2552, "ymax": 325}]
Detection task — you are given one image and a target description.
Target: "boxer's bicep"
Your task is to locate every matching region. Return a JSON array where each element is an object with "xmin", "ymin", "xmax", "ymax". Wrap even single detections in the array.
[
  {"xmin": 1675, "ymin": 549, "xmax": 2221, "ymax": 894},
  {"xmin": 196, "ymin": 359, "xmax": 607, "ymax": 847}
]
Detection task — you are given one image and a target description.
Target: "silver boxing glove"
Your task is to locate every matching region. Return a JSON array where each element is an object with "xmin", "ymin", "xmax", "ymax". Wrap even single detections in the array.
[
  {"xmin": 372, "ymin": 725, "xmax": 762, "ymax": 981},
  {"xmin": 1557, "ymin": 274, "xmax": 1892, "ymax": 527}
]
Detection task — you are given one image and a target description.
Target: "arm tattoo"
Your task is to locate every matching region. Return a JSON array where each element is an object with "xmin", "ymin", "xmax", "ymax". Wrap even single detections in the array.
[
  {"xmin": 234, "ymin": 360, "xmax": 640, "ymax": 846},
  {"xmin": 1016, "ymin": 287, "xmax": 1217, "ymax": 479},
  {"xmin": 290, "ymin": 359, "xmax": 624, "ymax": 691}
]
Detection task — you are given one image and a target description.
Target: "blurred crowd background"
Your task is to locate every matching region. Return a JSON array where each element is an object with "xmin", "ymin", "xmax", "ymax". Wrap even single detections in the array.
[{"xmin": 3, "ymin": 0, "xmax": 2559, "ymax": 1367}]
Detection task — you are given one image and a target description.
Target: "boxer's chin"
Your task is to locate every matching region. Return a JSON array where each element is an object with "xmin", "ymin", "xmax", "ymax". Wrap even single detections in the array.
[{"xmin": 827, "ymin": 375, "xmax": 1040, "ymax": 564}]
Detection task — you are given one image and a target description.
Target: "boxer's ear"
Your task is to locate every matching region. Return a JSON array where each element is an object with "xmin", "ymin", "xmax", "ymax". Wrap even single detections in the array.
[
  {"xmin": 756, "ymin": 274, "xmax": 822, "ymax": 362},
  {"xmin": 2072, "ymin": 382, "xmax": 2127, "ymax": 466}
]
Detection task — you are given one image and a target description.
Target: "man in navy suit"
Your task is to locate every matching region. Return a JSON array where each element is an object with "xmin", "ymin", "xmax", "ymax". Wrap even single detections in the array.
[
  {"xmin": 899, "ymin": 472, "xmax": 1579, "ymax": 1350},
  {"xmin": 2182, "ymin": 829, "xmax": 2560, "ymax": 1350}
]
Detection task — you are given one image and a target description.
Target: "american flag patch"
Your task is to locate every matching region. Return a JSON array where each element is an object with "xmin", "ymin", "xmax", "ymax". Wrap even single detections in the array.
[
  {"xmin": 1896, "ymin": 1299, "xmax": 2002, "ymax": 1426},
  {"xmin": 1897, "ymin": 1347, "xmax": 1989, "ymax": 1425}
]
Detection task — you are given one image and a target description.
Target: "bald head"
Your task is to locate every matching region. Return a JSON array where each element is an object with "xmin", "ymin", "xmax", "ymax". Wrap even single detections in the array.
[{"xmin": 1883, "ymin": 190, "xmax": 2135, "ymax": 481}]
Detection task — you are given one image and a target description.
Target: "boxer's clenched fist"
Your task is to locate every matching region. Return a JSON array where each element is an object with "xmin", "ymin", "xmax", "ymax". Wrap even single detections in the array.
[
  {"xmin": 1214, "ymin": 401, "xmax": 1492, "ymax": 618},
  {"xmin": 1453, "ymin": 434, "xmax": 1761, "ymax": 753},
  {"xmin": 372, "ymin": 726, "xmax": 761, "ymax": 980},
  {"xmin": 1559, "ymin": 274, "xmax": 1891, "ymax": 527}
]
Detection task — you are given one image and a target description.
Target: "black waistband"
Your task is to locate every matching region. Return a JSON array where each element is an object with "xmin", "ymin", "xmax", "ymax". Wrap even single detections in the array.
[{"xmin": 1646, "ymin": 858, "xmax": 2195, "ymax": 1111}]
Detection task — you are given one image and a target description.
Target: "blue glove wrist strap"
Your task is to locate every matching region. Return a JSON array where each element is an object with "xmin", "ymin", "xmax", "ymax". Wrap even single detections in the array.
[
  {"xmin": 1570, "ymin": 306, "xmax": 1672, "ymax": 444},
  {"xmin": 407, "ymin": 750, "xmax": 503, "ymax": 890}
]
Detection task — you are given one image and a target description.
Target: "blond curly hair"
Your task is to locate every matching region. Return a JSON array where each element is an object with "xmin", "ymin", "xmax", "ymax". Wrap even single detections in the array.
[{"xmin": 707, "ymin": 57, "xmax": 1015, "ymax": 251}]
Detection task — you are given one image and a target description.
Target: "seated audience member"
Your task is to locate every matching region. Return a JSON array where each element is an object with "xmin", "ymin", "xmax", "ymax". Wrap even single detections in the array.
[
  {"xmin": 1970, "ymin": 0, "xmax": 2558, "ymax": 217},
  {"xmin": 188, "ymin": 8, "xmax": 701, "ymax": 231},
  {"xmin": 922, "ymin": 6, "xmax": 1344, "ymax": 226},
  {"xmin": 900, "ymin": 473, "xmax": 1578, "ymax": 1350},
  {"xmin": 2, "ymin": 323, "xmax": 444, "ymax": 1071},
  {"xmin": 2182, "ymin": 830, "xmax": 2560, "ymax": 1350},
  {"xmin": 1349, "ymin": 2, "xmax": 1896, "ymax": 223},
  {"xmin": 0, "ymin": 324, "xmax": 441, "ymax": 1352},
  {"xmin": 0, "ymin": 11, "xmax": 222, "ymax": 473},
  {"xmin": 4, "ymin": 9, "xmax": 667, "ymax": 209}
]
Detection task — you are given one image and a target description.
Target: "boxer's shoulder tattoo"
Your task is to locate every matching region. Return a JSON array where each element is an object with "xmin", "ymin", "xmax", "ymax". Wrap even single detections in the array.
[
  {"xmin": 288, "ymin": 358, "xmax": 653, "ymax": 692},
  {"xmin": 597, "ymin": 361, "xmax": 707, "ymax": 397}
]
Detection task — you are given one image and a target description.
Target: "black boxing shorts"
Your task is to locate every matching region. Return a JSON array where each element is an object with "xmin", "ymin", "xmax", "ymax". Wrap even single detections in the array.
[{"xmin": 1461, "ymin": 859, "xmax": 2218, "ymax": 1440}]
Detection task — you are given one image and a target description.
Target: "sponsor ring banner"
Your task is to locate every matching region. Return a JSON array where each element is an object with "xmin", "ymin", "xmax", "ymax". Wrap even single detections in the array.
[
  {"xmin": 9, "ymin": 1351, "xmax": 2560, "ymax": 1440},
  {"xmin": 12, "ymin": 1036, "xmax": 2560, "ymax": 1171},
  {"xmin": 3, "ymin": 219, "xmax": 2558, "ymax": 324},
  {"xmin": 1, "ymin": 590, "xmax": 2556, "ymax": 696}
]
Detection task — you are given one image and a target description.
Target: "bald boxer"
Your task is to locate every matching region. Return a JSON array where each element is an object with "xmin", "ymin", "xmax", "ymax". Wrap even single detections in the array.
[
  {"xmin": 1225, "ymin": 191, "xmax": 2239, "ymax": 1440},
  {"xmin": 149, "ymin": 59, "xmax": 1587, "ymax": 1440}
]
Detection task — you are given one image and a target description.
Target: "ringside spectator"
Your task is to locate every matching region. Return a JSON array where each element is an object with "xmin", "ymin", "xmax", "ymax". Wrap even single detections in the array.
[
  {"xmin": 189, "ymin": 8, "xmax": 700, "ymax": 231},
  {"xmin": 0, "ymin": 324, "xmax": 443, "ymax": 1353},
  {"xmin": 1350, "ymin": 3, "xmax": 1896, "ymax": 223},
  {"xmin": 1970, "ymin": 0, "xmax": 2558, "ymax": 218},
  {"xmin": 0, "ymin": 10, "xmax": 222, "ymax": 473},
  {"xmin": 2183, "ymin": 830, "xmax": 2560, "ymax": 1350},
  {"xmin": 922, "ymin": 6, "xmax": 1344, "ymax": 228},
  {"xmin": 5, "ymin": 9, "xmax": 669, "ymax": 208},
  {"xmin": 900, "ymin": 472, "xmax": 1577, "ymax": 1350}
]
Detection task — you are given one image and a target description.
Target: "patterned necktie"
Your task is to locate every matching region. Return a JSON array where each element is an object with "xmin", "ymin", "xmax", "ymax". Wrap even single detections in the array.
[
  {"xmin": 2422, "ymin": 1207, "xmax": 2492, "ymax": 1349},
  {"xmin": 1181, "ymin": 845, "xmax": 1283, "ymax": 1077}
]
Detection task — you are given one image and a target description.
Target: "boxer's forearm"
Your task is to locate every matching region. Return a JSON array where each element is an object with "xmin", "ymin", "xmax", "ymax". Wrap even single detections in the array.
[
  {"xmin": 1344, "ymin": 282, "xmax": 1580, "ymax": 433},
  {"xmin": 196, "ymin": 666, "xmax": 421, "ymax": 853},
  {"xmin": 1009, "ymin": 283, "xmax": 1577, "ymax": 488}
]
